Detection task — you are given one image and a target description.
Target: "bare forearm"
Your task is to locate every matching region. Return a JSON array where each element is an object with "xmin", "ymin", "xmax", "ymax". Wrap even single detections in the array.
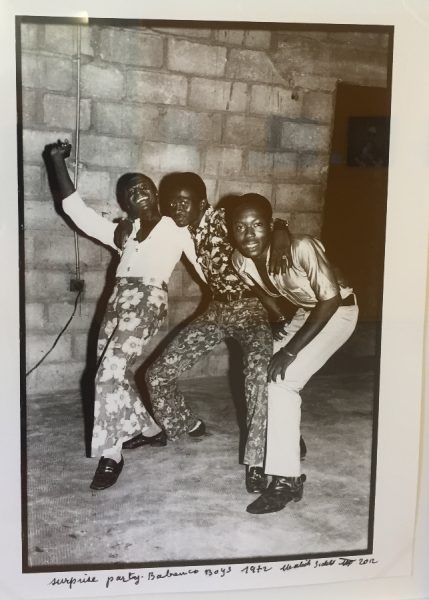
[
  {"xmin": 270, "ymin": 222, "xmax": 291, "ymax": 274},
  {"xmin": 50, "ymin": 152, "xmax": 75, "ymax": 200},
  {"xmin": 285, "ymin": 295, "xmax": 340, "ymax": 355},
  {"xmin": 250, "ymin": 284, "xmax": 284, "ymax": 321},
  {"xmin": 239, "ymin": 271, "xmax": 296, "ymax": 324}
]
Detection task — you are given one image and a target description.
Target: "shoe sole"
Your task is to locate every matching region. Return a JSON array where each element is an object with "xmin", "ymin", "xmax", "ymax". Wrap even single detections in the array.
[
  {"xmin": 188, "ymin": 421, "xmax": 206, "ymax": 437},
  {"xmin": 90, "ymin": 482, "xmax": 119, "ymax": 490},
  {"xmin": 90, "ymin": 481, "xmax": 120, "ymax": 490},
  {"xmin": 246, "ymin": 483, "xmax": 268, "ymax": 494}
]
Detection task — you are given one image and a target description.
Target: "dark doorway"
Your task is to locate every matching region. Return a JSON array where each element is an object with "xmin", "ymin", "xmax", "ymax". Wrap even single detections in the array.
[{"xmin": 322, "ymin": 83, "xmax": 391, "ymax": 332}]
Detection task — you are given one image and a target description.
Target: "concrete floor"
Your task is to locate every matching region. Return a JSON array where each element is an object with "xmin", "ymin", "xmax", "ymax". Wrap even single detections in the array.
[{"xmin": 25, "ymin": 368, "xmax": 374, "ymax": 569}]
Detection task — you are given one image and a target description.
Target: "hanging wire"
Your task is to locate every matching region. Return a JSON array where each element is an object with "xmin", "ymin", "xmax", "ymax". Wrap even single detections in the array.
[
  {"xmin": 26, "ymin": 290, "xmax": 82, "ymax": 376},
  {"xmin": 27, "ymin": 24, "xmax": 83, "ymax": 377},
  {"xmin": 73, "ymin": 24, "xmax": 82, "ymax": 283}
]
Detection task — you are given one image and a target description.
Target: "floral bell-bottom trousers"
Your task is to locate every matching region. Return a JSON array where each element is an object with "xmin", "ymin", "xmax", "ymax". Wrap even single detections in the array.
[
  {"xmin": 146, "ymin": 297, "xmax": 273, "ymax": 467},
  {"xmin": 91, "ymin": 277, "xmax": 168, "ymax": 458}
]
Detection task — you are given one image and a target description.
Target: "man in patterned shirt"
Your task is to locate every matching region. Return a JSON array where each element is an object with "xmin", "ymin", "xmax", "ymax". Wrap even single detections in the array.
[{"xmin": 126, "ymin": 172, "xmax": 292, "ymax": 492}]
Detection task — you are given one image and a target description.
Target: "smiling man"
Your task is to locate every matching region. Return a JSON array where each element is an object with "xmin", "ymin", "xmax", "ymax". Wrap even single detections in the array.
[
  {"xmin": 44, "ymin": 141, "xmax": 205, "ymax": 491},
  {"xmin": 140, "ymin": 173, "xmax": 292, "ymax": 494},
  {"xmin": 231, "ymin": 193, "xmax": 359, "ymax": 514}
]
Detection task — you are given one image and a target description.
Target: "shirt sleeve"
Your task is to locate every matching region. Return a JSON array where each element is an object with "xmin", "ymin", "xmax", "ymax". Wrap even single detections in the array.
[
  {"xmin": 62, "ymin": 191, "xmax": 117, "ymax": 250},
  {"xmin": 231, "ymin": 249, "xmax": 256, "ymax": 288},
  {"xmin": 294, "ymin": 237, "xmax": 340, "ymax": 301},
  {"xmin": 164, "ymin": 219, "xmax": 205, "ymax": 283},
  {"xmin": 182, "ymin": 237, "xmax": 206, "ymax": 283},
  {"xmin": 158, "ymin": 217, "xmax": 206, "ymax": 283}
]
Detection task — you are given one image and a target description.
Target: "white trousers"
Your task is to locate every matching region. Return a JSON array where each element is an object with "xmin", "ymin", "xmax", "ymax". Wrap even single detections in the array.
[{"xmin": 265, "ymin": 303, "xmax": 359, "ymax": 477}]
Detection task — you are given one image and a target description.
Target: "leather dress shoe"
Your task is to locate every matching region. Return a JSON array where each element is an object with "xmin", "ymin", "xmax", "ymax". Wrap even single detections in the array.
[
  {"xmin": 90, "ymin": 457, "xmax": 124, "ymax": 490},
  {"xmin": 300, "ymin": 435, "xmax": 307, "ymax": 460},
  {"xmin": 188, "ymin": 419, "xmax": 206, "ymax": 437},
  {"xmin": 122, "ymin": 429, "xmax": 167, "ymax": 450},
  {"xmin": 246, "ymin": 466, "xmax": 268, "ymax": 494},
  {"xmin": 246, "ymin": 474, "xmax": 306, "ymax": 514}
]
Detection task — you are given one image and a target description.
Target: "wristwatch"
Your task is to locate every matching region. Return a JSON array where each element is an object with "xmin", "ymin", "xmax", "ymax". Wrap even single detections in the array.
[
  {"xmin": 273, "ymin": 218, "xmax": 289, "ymax": 230},
  {"xmin": 273, "ymin": 314, "xmax": 288, "ymax": 324}
]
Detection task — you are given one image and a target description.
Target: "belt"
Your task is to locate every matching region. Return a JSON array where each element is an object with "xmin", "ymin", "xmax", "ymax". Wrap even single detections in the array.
[
  {"xmin": 340, "ymin": 293, "xmax": 357, "ymax": 306},
  {"xmin": 211, "ymin": 290, "xmax": 257, "ymax": 303}
]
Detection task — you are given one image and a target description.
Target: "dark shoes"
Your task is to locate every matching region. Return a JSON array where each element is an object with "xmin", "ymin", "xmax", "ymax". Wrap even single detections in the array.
[
  {"xmin": 122, "ymin": 429, "xmax": 167, "ymax": 450},
  {"xmin": 246, "ymin": 436, "xmax": 305, "ymax": 496},
  {"xmin": 188, "ymin": 419, "xmax": 206, "ymax": 437},
  {"xmin": 90, "ymin": 457, "xmax": 124, "ymax": 490},
  {"xmin": 246, "ymin": 466, "xmax": 268, "ymax": 494},
  {"xmin": 246, "ymin": 474, "xmax": 306, "ymax": 514},
  {"xmin": 300, "ymin": 435, "xmax": 307, "ymax": 460},
  {"xmin": 122, "ymin": 421, "xmax": 205, "ymax": 448}
]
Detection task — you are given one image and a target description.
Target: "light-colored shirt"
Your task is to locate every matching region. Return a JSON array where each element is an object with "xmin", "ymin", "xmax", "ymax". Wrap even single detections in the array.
[
  {"xmin": 63, "ymin": 191, "xmax": 205, "ymax": 287},
  {"xmin": 232, "ymin": 235, "xmax": 352, "ymax": 309}
]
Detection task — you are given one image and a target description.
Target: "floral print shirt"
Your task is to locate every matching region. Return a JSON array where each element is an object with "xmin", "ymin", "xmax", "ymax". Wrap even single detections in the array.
[{"xmin": 189, "ymin": 207, "xmax": 250, "ymax": 296}]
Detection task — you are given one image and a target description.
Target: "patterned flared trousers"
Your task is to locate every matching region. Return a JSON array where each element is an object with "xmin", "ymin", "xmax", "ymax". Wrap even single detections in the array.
[
  {"xmin": 91, "ymin": 277, "xmax": 167, "ymax": 457},
  {"xmin": 146, "ymin": 297, "xmax": 273, "ymax": 467}
]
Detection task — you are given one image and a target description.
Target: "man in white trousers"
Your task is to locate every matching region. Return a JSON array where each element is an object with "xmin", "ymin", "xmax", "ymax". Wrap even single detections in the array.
[{"xmin": 231, "ymin": 193, "xmax": 359, "ymax": 514}]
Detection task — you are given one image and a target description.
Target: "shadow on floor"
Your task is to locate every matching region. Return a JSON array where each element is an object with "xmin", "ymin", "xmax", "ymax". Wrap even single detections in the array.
[{"xmin": 24, "ymin": 369, "xmax": 375, "ymax": 570}]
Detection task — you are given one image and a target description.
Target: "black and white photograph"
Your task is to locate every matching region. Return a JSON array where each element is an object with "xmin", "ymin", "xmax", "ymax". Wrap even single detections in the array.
[
  {"xmin": 1, "ymin": 1, "xmax": 428, "ymax": 599},
  {"xmin": 18, "ymin": 15, "xmax": 390, "ymax": 568},
  {"xmin": 347, "ymin": 116, "xmax": 390, "ymax": 167}
]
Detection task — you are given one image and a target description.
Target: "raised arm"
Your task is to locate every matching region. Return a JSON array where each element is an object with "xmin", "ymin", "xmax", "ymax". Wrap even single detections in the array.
[
  {"xmin": 44, "ymin": 140, "xmax": 75, "ymax": 200},
  {"xmin": 44, "ymin": 140, "xmax": 116, "ymax": 249}
]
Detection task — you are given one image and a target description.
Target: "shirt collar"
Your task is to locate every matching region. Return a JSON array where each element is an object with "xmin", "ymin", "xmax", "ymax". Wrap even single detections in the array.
[{"xmin": 188, "ymin": 206, "xmax": 213, "ymax": 235}]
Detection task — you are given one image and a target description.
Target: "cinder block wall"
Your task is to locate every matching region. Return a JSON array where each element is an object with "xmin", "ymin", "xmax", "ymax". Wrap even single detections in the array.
[{"xmin": 21, "ymin": 22, "xmax": 390, "ymax": 395}]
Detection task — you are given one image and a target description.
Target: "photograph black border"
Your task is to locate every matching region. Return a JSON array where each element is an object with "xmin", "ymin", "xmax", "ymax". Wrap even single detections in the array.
[{"xmin": 16, "ymin": 14, "xmax": 393, "ymax": 574}]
